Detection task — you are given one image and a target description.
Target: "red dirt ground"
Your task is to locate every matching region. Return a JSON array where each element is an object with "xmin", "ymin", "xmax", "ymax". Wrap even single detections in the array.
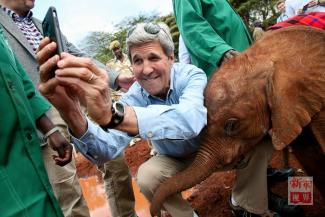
[{"xmin": 76, "ymin": 140, "xmax": 325, "ymax": 217}]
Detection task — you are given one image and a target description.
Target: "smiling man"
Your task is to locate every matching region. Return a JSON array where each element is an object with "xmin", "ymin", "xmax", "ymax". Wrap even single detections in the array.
[{"xmin": 36, "ymin": 22, "xmax": 206, "ymax": 217}]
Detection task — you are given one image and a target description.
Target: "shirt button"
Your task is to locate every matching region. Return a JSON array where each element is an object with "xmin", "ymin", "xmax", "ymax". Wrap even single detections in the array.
[
  {"xmin": 147, "ymin": 131, "xmax": 153, "ymax": 138},
  {"xmin": 26, "ymin": 133, "xmax": 32, "ymax": 140},
  {"xmin": 94, "ymin": 155, "xmax": 98, "ymax": 159}
]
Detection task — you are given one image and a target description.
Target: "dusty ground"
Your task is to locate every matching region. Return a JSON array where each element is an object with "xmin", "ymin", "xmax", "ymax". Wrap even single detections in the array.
[{"xmin": 76, "ymin": 140, "xmax": 325, "ymax": 217}]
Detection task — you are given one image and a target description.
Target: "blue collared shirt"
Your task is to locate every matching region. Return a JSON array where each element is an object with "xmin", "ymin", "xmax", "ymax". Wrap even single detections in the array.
[{"xmin": 72, "ymin": 63, "xmax": 208, "ymax": 165}]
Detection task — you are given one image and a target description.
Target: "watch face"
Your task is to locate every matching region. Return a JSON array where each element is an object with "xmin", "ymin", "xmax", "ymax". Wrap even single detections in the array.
[
  {"xmin": 100, "ymin": 101, "xmax": 124, "ymax": 130},
  {"xmin": 114, "ymin": 101, "xmax": 125, "ymax": 116}
]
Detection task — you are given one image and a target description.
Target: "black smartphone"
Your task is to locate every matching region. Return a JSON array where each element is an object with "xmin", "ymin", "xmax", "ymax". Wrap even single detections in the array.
[{"xmin": 42, "ymin": 6, "xmax": 65, "ymax": 55}]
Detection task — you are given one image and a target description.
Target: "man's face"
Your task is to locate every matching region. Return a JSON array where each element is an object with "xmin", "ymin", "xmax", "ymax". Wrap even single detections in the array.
[
  {"xmin": 112, "ymin": 47, "xmax": 123, "ymax": 60},
  {"xmin": 3, "ymin": 0, "xmax": 35, "ymax": 16},
  {"xmin": 130, "ymin": 41, "xmax": 174, "ymax": 98},
  {"xmin": 277, "ymin": 2, "xmax": 285, "ymax": 12}
]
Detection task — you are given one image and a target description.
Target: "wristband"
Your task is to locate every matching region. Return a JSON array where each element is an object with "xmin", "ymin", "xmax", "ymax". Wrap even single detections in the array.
[{"xmin": 43, "ymin": 126, "xmax": 60, "ymax": 140}]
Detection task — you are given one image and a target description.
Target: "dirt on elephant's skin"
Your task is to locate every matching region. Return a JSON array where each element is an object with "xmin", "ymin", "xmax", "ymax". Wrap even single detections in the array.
[{"xmin": 76, "ymin": 140, "xmax": 325, "ymax": 217}]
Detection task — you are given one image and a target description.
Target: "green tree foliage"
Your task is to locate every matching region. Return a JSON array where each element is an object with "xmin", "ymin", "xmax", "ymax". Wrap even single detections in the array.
[
  {"xmin": 79, "ymin": 31, "xmax": 113, "ymax": 63},
  {"xmin": 230, "ymin": 0, "xmax": 279, "ymax": 29}
]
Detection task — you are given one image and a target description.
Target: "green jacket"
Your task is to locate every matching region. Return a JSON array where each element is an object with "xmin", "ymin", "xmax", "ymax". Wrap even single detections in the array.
[
  {"xmin": 173, "ymin": 0, "xmax": 253, "ymax": 78},
  {"xmin": 0, "ymin": 27, "xmax": 63, "ymax": 217}
]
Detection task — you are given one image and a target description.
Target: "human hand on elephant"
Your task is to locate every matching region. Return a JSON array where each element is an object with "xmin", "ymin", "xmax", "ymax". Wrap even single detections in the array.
[{"xmin": 220, "ymin": 49, "xmax": 240, "ymax": 66}]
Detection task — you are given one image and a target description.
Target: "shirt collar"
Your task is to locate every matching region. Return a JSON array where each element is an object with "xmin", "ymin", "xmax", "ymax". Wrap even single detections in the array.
[
  {"xmin": 141, "ymin": 64, "xmax": 175, "ymax": 100},
  {"xmin": 0, "ymin": 5, "xmax": 33, "ymax": 22}
]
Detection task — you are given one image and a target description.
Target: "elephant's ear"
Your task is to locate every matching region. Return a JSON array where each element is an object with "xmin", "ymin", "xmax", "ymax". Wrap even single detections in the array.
[{"xmin": 266, "ymin": 61, "xmax": 325, "ymax": 150}]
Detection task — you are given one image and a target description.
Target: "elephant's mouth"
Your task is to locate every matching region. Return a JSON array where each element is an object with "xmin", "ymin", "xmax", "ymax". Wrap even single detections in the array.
[
  {"xmin": 228, "ymin": 137, "xmax": 265, "ymax": 169},
  {"xmin": 223, "ymin": 141, "xmax": 252, "ymax": 169}
]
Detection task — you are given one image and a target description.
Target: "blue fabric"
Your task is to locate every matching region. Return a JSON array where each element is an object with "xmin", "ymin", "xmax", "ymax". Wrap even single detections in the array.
[{"xmin": 72, "ymin": 63, "xmax": 208, "ymax": 165}]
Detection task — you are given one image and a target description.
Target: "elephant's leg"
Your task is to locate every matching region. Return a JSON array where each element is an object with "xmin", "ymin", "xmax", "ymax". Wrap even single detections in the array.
[{"xmin": 310, "ymin": 110, "xmax": 325, "ymax": 154}]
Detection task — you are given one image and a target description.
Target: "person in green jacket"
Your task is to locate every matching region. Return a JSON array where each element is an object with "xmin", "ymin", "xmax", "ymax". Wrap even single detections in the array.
[
  {"xmin": 172, "ymin": 0, "xmax": 252, "ymax": 78},
  {"xmin": 0, "ymin": 26, "xmax": 72, "ymax": 217}
]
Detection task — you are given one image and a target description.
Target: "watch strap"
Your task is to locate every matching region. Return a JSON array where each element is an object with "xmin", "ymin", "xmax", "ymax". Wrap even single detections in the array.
[{"xmin": 100, "ymin": 101, "xmax": 124, "ymax": 131}]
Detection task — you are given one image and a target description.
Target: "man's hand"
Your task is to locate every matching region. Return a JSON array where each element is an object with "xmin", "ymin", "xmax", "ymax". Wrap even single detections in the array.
[
  {"xmin": 220, "ymin": 49, "xmax": 240, "ymax": 66},
  {"xmin": 306, "ymin": 0, "xmax": 318, "ymax": 8},
  {"xmin": 37, "ymin": 38, "xmax": 87, "ymax": 137},
  {"xmin": 116, "ymin": 74, "xmax": 136, "ymax": 90},
  {"xmin": 47, "ymin": 131, "xmax": 73, "ymax": 166},
  {"xmin": 301, "ymin": 0, "xmax": 319, "ymax": 13},
  {"xmin": 55, "ymin": 53, "xmax": 113, "ymax": 126}
]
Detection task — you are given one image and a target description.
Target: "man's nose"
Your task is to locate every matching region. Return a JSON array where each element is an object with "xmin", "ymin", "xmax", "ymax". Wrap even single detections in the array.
[{"xmin": 142, "ymin": 60, "xmax": 153, "ymax": 75}]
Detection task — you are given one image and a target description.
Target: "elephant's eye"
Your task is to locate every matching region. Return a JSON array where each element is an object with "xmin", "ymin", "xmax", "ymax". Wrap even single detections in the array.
[{"xmin": 224, "ymin": 118, "xmax": 239, "ymax": 136}]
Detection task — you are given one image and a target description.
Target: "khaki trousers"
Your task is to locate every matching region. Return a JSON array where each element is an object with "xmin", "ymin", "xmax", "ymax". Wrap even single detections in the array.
[
  {"xmin": 136, "ymin": 155, "xmax": 195, "ymax": 217},
  {"xmin": 99, "ymin": 155, "xmax": 137, "ymax": 217},
  {"xmin": 232, "ymin": 138, "xmax": 274, "ymax": 215}
]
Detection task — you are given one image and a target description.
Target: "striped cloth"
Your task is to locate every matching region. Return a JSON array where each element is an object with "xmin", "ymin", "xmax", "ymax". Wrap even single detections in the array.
[
  {"xmin": 269, "ymin": 12, "xmax": 325, "ymax": 30},
  {"xmin": 0, "ymin": 6, "xmax": 43, "ymax": 52}
]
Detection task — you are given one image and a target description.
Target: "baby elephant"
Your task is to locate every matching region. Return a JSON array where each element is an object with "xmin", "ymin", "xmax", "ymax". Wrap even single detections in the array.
[{"xmin": 150, "ymin": 26, "xmax": 325, "ymax": 215}]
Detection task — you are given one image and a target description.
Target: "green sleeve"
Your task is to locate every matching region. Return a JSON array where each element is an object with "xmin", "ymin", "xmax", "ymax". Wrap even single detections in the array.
[
  {"xmin": 173, "ymin": 0, "xmax": 233, "ymax": 67},
  {"xmin": 15, "ymin": 55, "xmax": 51, "ymax": 121}
]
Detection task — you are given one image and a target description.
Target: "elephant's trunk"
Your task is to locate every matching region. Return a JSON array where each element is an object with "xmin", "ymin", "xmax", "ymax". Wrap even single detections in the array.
[{"xmin": 150, "ymin": 149, "xmax": 221, "ymax": 216}]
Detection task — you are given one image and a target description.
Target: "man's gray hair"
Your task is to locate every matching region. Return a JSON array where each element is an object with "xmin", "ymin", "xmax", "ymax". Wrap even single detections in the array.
[{"xmin": 126, "ymin": 22, "xmax": 174, "ymax": 62}]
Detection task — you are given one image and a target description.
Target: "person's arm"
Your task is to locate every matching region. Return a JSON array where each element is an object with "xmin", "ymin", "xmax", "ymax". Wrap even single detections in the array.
[
  {"xmin": 173, "ymin": 0, "xmax": 234, "ymax": 67},
  {"xmin": 36, "ymin": 114, "xmax": 73, "ymax": 165},
  {"xmin": 70, "ymin": 118, "xmax": 132, "ymax": 164},
  {"xmin": 54, "ymin": 55, "xmax": 207, "ymax": 139},
  {"xmin": 36, "ymin": 39, "xmax": 123, "ymax": 164},
  {"xmin": 81, "ymin": 65, "xmax": 208, "ymax": 160},
  {"xmin": 37, "ymin": 41, "xmax": 207, "ymax": 144}
]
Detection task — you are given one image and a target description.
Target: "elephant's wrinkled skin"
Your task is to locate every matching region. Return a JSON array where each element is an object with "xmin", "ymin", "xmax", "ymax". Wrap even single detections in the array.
[{"xmin": 150, "ymin": 26, "xmax": 325, "ymax": 216}]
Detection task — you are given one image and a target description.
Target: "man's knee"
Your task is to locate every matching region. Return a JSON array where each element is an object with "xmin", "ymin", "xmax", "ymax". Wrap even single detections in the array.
[{"xmin": 136, "ymin": 162, "xmax": 162, "ymax": 195}]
